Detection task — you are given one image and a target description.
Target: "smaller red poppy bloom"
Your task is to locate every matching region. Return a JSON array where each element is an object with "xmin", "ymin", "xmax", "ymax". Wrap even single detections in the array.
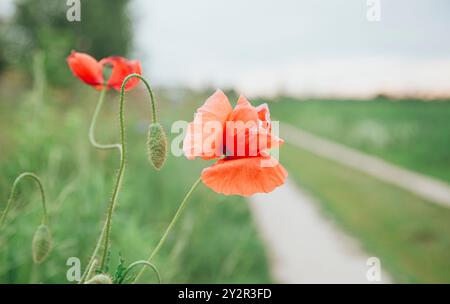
[
  {"xmin": 99, "ymin": 56, "xmax": 142, "ymax": 91},
  {"xmin": 67, "ymin": 51, "xmax": 103, "ymax": 89},
  {"xmin": 67, "ymin": 51, "xmax": 142, "ymax": 91}
]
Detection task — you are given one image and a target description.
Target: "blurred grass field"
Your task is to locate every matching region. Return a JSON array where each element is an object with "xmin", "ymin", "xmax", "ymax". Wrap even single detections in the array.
[
  {"xmin": 268, "ymin": 98, "xmax": 450, "ymax": 182},
  {"xmin": 265, "ymin": 97, "xmax": 450, "ymax": 283},
  {"xmin": 0, "ymin": 73, "xmax": 272, "ymax": 283}
]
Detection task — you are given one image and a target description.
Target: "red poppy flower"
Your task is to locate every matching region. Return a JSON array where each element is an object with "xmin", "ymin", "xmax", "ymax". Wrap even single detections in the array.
[
  {"xmin": 67, "ymin": 51, "xmax": 142, "ymax": 91},
  {"xmin": 183, "ymin": 90, "xmax": 288, "ymax": 196}
]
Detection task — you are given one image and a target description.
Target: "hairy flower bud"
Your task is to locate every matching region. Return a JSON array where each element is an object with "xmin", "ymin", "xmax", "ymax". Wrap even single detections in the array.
[
  {"xmin": 84, "ymin": 274, "xmax": 113, "ymax": 284},
  {"xmin": 147, "ymin": 122, "xmax": 168, "ymax": 170},
  {"xmin": 32, "ymin": 224, "xmax": 52, "ymax": 264}
]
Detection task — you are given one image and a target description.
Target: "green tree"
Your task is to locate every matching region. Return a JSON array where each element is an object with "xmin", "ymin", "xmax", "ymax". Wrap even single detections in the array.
[{"xmin": 1, "ymin": 0, "xmax": 133, "ymax": 85}]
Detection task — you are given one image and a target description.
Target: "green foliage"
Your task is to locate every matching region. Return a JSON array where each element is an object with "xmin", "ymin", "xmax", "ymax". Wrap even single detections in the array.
[
  {"xmin": 1, "ymin": 0, "xmax": 132, "ymax": 85},
  {"xmin": 112, "ymin": 253, "xmax": 127, "ymax": 284},
  {"xmin": 0, "ymin": 82, "xmax": 271, "ymax": 283}
]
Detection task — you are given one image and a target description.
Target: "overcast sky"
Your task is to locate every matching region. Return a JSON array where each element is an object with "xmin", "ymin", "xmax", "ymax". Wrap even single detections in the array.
[
  {"xmin": 132, "ymin": 0, "xmax": 450, "ymax": 97},
  {"xmin": 1, "ymin": 0, "xmax": 449, "ymax": 97}
]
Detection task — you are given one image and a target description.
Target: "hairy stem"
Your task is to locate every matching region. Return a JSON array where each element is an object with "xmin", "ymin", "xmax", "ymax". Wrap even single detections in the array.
[
  {"xmin": 89, "ymin": 87, "xmax": 121, "ymax": 150},
  {"xmin": 80, "ymin": 87, "xmax": 121, "ymax": 283},
  {"xmin": 83, "ymin": 74, "xmax": 160, "ymax": 276},
  {"xmin": 0, "ymin": 172, "xmax": 48, "ymax": 231},
  {"xmin": 98, "ymin": 74, "xmax": 160, "ymax": 270},
  {"xmin": 133, "ymin": 178, "xmax": 201, "ymax": 283}
]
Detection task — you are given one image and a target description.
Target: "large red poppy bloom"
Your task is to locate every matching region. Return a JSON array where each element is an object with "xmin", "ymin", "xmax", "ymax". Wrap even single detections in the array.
[
  {"xmin": 183, "ymin": 90, "xmax": 288, "ymax": 196},
  {"xmin": 67, "ymin": 51, "xmax": 142, "ymax": 91}
]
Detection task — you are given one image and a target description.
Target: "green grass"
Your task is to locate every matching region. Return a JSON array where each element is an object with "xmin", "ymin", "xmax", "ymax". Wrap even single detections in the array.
[
  {"xmin": 282, "ymin": 143, "xmax": 450, "ymax": 283},
  {"xmin": 0, "ymin": 83, "xmax": 272, "ymax": 283},
  {"xmin": 268, "ymin": 98, "xmax": 450, "ymax": 183}
]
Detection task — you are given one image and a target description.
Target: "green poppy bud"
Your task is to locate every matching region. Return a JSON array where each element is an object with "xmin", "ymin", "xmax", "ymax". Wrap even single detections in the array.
[
  {"xmin": 84, "ymin": 274, "xmax": 113, "ymax": 284},
  {"xmin": 32, "ymin": 224, "xmax": 52, "ymax": 264},
  {"xmin": 147, "ymin": 122, "xmax": 168, "ymax": 170}
]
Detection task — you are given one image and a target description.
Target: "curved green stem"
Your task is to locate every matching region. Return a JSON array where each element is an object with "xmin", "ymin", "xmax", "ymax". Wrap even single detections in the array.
[
  {"xmin": 89, "ymin": 87, "xmax": 121, "ymax": 150},
  {"xmin": 135, "ymin": 75, "xmax": 158, "ymax": 123},
  {"xmin": 133, "ymin": 178, "xmax": 202, "ymax": 283},
  {"xmin": 91, "ymin": 74, "xmax": 160, "ymax": 273},
  {"xmin": 81, "ymin": 87, "xmax": 120, "ymax": 283},
  {"xmin": 119, "ymin": 260, "xmax": 161, "ymax": 284},
  {"xmin": 0, "ymin": 172, "xmax": 48, "ymax": 231},
  {"xmin": 81, "ymin": 74, "xmax": 160, "ymax": 282}
]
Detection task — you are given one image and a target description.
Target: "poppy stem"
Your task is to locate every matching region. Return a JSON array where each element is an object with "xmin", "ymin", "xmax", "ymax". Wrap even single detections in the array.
[
  {"xmin": 90, "ymin": 74, "xmax": 160, "ymax": 275},
  {"xmin": 133, "ymin": 74, "xmax": 158, "ymax": 123},
  {"xmin": 88, "ymin": 86, "xmax": 121, "ymax": 150},
  {"xmin": 81, "ymin": 74, "xmax": 160, "ymax": 282},
  {"xmin": 0, "ymin": 172, "xmax": 48, "ymax": 231},
  {"xmin": 80, "ymin": 86, "xmax": 122, "ymax": 283},
  {"xmin": 133, "ymin": 177, "xmax": 202, "ymax": 283}
]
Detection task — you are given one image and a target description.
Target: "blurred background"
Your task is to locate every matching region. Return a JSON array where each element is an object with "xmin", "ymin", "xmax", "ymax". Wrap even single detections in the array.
[{"xmin": 0, "ymin": 0, "xmax": 449, "ymax": 283}]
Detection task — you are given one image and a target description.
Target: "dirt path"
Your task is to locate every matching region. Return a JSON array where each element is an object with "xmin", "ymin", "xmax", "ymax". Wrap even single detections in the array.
[
  {"xmin": 249, "ymin": 180, "xmax": 391, "ymax": 283},
  {"xmin": 281, "ymin": 123, "xmax": 450, "ymax": 208}
]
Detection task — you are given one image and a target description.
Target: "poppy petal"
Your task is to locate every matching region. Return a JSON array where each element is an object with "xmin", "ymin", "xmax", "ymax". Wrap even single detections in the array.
[
  {"xmin": 100, "ymin": 56, "xmax": 142, "ymax": 91},
  {"xmin": 183, "ymin": 121, "xmax": 224, "ymax": 160},
  {"xmin": 252, "ymin": 127, "xmax": 284, "ymax": 152},
  {"xmin": 197, "ymin": 89, "xmax": 233, "ymax": 122},
  {"xmin": 229, "ymin": 94, "xmax": 258, "ymax": 123},
  {"xmin": 183, "ymin": 90, "xmax": 233, "ymax": 160},
  {"xmin": 201, "ymin": 156, "xmax": 288, "ymax": 196},
  {"xmin": 67, "ymin": 51, "xmax": 104, "ymax": 89},
  {"xmin": 224, "ymin": 96, "xmax": 283, "ymax": 157},
  {"xmin": 256, "ymin": 103, "xmax": 271, "ymax": 122},
  {"xmin": 237, "ymin": 94, "xmax": 252, "ymax": 107}
]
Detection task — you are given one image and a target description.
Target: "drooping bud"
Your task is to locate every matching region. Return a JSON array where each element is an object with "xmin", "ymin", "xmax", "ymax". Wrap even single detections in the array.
[
  {"xmin": 32, "ymin": 224, "xmax": 52, "ymax": 264},
  {"xmin": 84, "ymin": 274, "xmax": 113, "ymax": 284},
  {"xmin": 147, "ymin": 122, "xmax": 168, "ymax": 170}
]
